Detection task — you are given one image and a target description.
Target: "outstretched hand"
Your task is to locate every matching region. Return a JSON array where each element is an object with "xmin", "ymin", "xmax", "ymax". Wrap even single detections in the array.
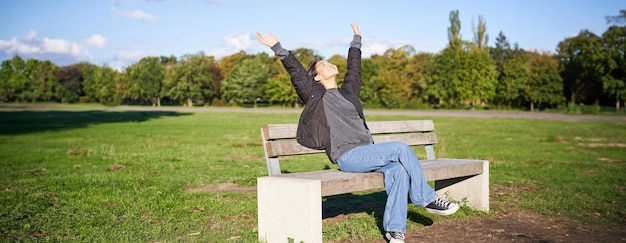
[
  {"xmin": 256, "ymin": 31, "xmax": 278, "ymax": 47},
  {"xmin": 351, "ymin": 22, "xmax": 360, "ymax": 36}
]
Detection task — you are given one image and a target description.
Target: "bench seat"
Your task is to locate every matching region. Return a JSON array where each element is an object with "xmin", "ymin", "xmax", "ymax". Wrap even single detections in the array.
[{"xmin": 275, "ymin": 158, "xmax": 486, "ymax": 197}]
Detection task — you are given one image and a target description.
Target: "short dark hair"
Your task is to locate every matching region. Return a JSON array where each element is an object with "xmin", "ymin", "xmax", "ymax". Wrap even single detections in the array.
[{"xmin": 307, "ymin": 60, "xmax": 320, "ymax": 79}]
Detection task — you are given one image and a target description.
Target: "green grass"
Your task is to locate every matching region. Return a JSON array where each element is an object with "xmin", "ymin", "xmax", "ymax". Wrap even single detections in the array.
[{"xmin": 0, "ymin": 107, "xmax": 624, "ymax": 242}]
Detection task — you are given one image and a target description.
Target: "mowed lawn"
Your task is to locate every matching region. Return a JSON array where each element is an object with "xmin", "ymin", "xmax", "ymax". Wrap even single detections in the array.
[{"xmin": 0, "ymin": 107, "xmax": 624, "ymax": 242}]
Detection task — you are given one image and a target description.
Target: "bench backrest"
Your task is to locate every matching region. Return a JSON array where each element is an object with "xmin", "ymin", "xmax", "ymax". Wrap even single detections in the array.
[{"xmin": 261, "ymin": 120, "xmax": 439, "ymax": 176}]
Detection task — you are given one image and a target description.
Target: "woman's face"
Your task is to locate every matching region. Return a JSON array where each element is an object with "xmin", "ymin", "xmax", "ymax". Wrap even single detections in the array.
[{"xmin": 314, "ymin": 61, "xmax": 338, "ymax": 81}]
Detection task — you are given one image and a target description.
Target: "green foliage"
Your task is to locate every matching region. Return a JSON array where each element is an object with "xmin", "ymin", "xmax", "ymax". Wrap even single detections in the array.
[
  {"xmin": 221, "ymin": 56, "xmax": 268, "ymax": 106},
  {"xmin": 557, "ymin": 30, "xmax": 605, "ymax": 104},
  {"xmin": 601, "ymin": 26, "xmax": 626, "ymax": 110},
  {"xmin": 80, "ymin": 64, "xmax": 121, "ymax": 105},
  {"xmin": 126, "ymin": 57, "xmax": 165, "ymax": 106},
  {"xmin": 164, "ymin": 53, "xmax": 218, "ymax": 106},
  {"xmin": 264, "ymin": 74, "xmax": 300, "ymax": 107},
  {"xmin": 526, "ymin": 51, "xmax": 564, "ymax": 110},
  {"xmin": 55, "ymin": 65, "xmax": 83, "ymax": 103}
]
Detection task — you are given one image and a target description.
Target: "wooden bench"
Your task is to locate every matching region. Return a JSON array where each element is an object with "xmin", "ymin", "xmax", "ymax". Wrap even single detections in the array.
[{"xmin": 257, "ymin": 120, "xmax": 489, "ymax": 243}]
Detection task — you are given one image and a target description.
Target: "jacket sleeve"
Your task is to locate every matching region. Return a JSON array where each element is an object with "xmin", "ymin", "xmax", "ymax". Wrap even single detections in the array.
[
  {"xmin": 342, "ymin": 44, "xmax": 362, "ymax": 96},
  {"xmin": 281, "ymin": 52, "xmax": 320, "ymax": 104}
]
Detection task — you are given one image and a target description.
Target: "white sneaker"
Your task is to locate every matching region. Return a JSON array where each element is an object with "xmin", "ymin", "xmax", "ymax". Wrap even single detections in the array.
[
  {"xmin": 385, "ymin": 231, "xmax": 405, "ymax": 243},
  {"xmin": 425, "ymin": 197, "xmax": 460, "ymax": 216}
]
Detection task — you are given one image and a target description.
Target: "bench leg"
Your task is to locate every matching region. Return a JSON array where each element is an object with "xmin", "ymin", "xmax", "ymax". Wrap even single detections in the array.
[
  {"xmin": 434, "ymin": 160, "xmax": 489, "ymax": 211},
  {"xmin": 257, "ymin": 176, "xmax": 323, "ymax": 243}
]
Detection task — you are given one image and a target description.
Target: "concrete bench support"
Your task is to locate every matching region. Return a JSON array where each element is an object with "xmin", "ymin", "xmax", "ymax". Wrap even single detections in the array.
[
  {"xmin": 257, "ymin": 176, "xmax": 322, "ymax": 243},
  {"xmin": 435, "ymin": 160, "xmax": 490, "ymax": 211}
]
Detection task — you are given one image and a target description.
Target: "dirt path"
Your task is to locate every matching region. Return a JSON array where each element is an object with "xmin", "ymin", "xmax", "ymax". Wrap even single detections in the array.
[{"xmin": 327, "ymin": 198, "xmax": 626, "ymax": 243}]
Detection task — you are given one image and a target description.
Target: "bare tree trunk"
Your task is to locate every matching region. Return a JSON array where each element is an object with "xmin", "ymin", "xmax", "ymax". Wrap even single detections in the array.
[
  {"xmin": 187, "ymin": 97, "xmax": 193, "ymax": 107},
  {"xmin": 530, "ymin": 102, "xmax": 534, "ymax": 111}
]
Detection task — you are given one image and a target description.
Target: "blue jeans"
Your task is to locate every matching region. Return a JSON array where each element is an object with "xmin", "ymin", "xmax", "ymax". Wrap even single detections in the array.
[{"xmin": 336, "ymin": 142, "xmax": 438, "ymax": 233}]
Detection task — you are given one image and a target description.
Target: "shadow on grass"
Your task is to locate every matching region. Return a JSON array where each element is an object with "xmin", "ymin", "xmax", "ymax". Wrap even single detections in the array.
[
  {"xmin": 323, "ymin": 191, "xmax": 434, "ymax": 233},
  {"xmin": 0, "ymin": 110, "xmax": 191, "ymax": 135}
]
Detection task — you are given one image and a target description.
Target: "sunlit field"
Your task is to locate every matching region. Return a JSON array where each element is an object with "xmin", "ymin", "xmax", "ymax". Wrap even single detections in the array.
[{"xmin": 1, "ymin": 107, "xmax": 624, "ymax": 242}]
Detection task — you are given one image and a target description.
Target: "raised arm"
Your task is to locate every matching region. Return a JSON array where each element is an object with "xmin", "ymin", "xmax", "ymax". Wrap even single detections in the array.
[
  {"xmin": 256, "ymin": 31, "xmax": 319, "ymax": 103},
  {"xmin": 343, "ymin": 23, "xmax": 362, "ymax": 94}
]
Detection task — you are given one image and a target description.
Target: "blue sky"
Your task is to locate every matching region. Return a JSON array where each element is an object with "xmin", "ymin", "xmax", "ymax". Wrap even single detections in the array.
[{"xmin": 0, "ymin": 0, "xmax": 623, "ymax": 70}]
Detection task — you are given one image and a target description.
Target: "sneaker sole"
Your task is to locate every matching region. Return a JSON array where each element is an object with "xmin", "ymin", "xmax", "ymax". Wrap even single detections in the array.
[{"xmin": 425, "ymin": 203, "xmax": 460, "ymax": 216}]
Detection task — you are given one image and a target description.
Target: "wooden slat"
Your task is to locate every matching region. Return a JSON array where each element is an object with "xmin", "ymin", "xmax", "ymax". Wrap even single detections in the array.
[
  {"xmin": 368, "ymin": 120, "xmax": 435, "ymax": 134},
  {"xmin": 265, "ymin": 132, "xmax": 438, "ymax": 157},
  {"xmin": 265, "ymin": 139, "xmax": 321, "ymax": 157},
  {"xmin": 373, "ymin": 132, "xmax": 438, "ymax": 145},
  {"xmin": 262, "ymin": 124, "xmax": 298, "ymax": 140},
  {"xmin": 262, "ymin": 120, "xmax": 435, "ymax": 141},
  {"xmin": 276, "ymin": 158, "xmax": 486, "ymax": 196}
]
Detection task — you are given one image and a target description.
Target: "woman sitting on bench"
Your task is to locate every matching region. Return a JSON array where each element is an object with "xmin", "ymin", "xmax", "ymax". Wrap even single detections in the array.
[{"xmin": 256, "ymin": 23, "xmax": 459, "ymax": 243}]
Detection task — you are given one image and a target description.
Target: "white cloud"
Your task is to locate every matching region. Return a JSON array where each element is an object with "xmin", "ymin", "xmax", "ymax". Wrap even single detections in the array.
[
  {"xmin": 207, "ymin": 48, "xmax": 230, "ymax": 58},
  {"xmin": 363, "ymin": 42, "xmax": 390, "ymax": 57},
  {"xmin": 223, "ymin": 33, "xmax": 253, "ymax": 51},
  {"xmin": 107, "ymin": 60, "xmax": 127, "ymax": 72},
  {"xmin": 84, "ymin": 34, "xmax": 108, "ymax": 49},
  {"xmin": 0, "ymin": 30, "xmax": 92, "ymax": 62},
  {"xmin": 110, "ymin": 6, "xmax": 158, "ymax": 23},
  {"xmin": 116, "ymin": 50, "xmax": 147, "ymax": 60}
]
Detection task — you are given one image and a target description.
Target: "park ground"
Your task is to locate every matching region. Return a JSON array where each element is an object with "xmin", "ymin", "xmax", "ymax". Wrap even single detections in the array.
[
  {"xmin": 165, "ymin": 106, "xmax": 625, "ymax": 243},
  {"xmin": 3, "ymin": 104, "xmax": 626, "ymax": 242}
]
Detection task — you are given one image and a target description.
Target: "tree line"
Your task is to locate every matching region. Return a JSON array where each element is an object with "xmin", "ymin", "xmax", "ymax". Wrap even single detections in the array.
[{"xmin": 1, "ymin": 10, "xmax": 624, "ymax": 111}]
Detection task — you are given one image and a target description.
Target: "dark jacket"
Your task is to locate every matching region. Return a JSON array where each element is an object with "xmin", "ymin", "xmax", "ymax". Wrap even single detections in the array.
[{"xmin": 280, "ymin": 47, "xmax": 368, "ymax": 161}]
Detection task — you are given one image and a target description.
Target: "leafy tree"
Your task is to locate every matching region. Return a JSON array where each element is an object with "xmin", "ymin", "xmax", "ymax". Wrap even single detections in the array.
[
  {"xmin": 372, "ymin": 46, "xmax": 424, "ymax": 108},
  {"xmin": 448, "ymin": 10, "xmax": 462, "ymax": 50},
  {"xmin": 27, "ymin": 59, "xmax": 58, "ymax": 102},
  {"xmin": 82, "ymin": 65, "xmax": 120, "ymax": 105},
  {"xmin": 199, "ymin": 57, "xmax": 222, "ymax": 106},
  {"xmin": 115, "ymin": 72, "xmax": 131, "ymax": 104},
  {"xmin": 429, "ymin": 11, "xmax": 497, "ymax": 108},
  {"xmin": 496, "ymin": 54, "xmax": 529, "ymax": 108},
  {"xmin": 55, "ymin": 65, "xmax": 83, "ymax": 103},
  {"xmin": 601, "ymin": 25, "xmax": 626, "ymax": 110},
  {"xmin": 264, "ymin": 74, "xmax": 299, "ymax": 107},
  {"xmin": 360, "ymin": 57, "xmax": 382, "ymax": 108},
  {"xmin": 557, "ymin": 30, "xmax": 605, "ymax": 105},
  {"xmin": 491, "ymin": 31, "xmax": 514, "ymax": 73},
  {"xmin": 218, "ymin": 51, "xmax": 251, "ymax": 83},
  {"xmin": 165, "ymin": 53, "xmax": 218, "ymax": 107},
  {"xmin": 0, "ymin": 56, "xmax": 28, "ymax": 102},
  {"xmin": 126, "ymin": 56, "xmax": 165, "ymax": 106},
  {"xmin": 221, "ymin": 56, "xmax": 268, "ymax": 107},
  {"xmin": 472, "ymin": 15, "xmax": 489, "ymax": 49},
  {"xmin": 455, "ymin": 47, "xmax": 498, "ymax": 107},
  {"xmin": 526, "ymin": 51, "xmax": 564, "ymax": 110},
  {"xmin": 407, "ymin": 52, "xmax": 431, "ymax": 104},
  {"xmin": 491, "ymin": 32, "xmax": 528, "ymax": 108},
  {"xmin": 426, "ymin": 47, "xmax": 457, "ymax": 105},
  {"xmin": 255, "ymin": 52, "xmax": 284, "ymax": 79}
]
